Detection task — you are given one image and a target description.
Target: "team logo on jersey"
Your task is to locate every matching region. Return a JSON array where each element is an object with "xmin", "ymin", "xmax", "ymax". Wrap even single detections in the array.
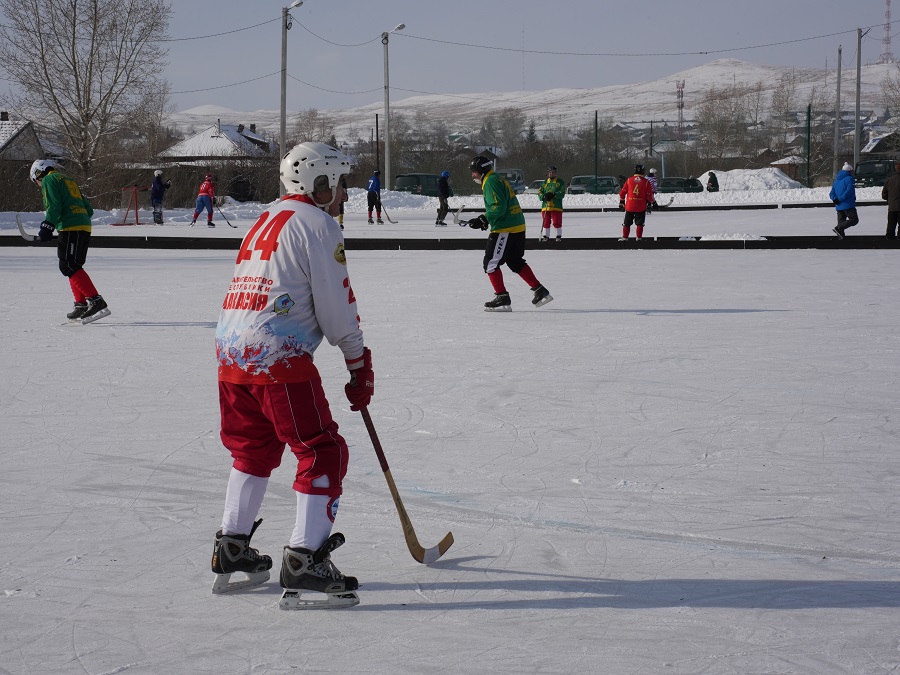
[
  {"xmin": 273, "ymin": 293, "xmax": 295, "ymax": 315},
  {"xmin": 334, "ymin": 242, "xmax": 346, "ymax": 265}
]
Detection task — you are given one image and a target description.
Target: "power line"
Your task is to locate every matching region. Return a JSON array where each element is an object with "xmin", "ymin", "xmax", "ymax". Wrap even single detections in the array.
[
  {"xmin": 294, "ymin": 22, "xmax": 379, "ymax": 48},
  {"xmin": 161, "ymin": 18, "xmax": 279, "ymax": 42},
  {"xmin": 171, "ymin": 71, "xmax": 280, "ymax": 95},
  {"xmin": 398, "ymin": 22, "xmax": 900, "ymax": 58},
  {"xmin": 0, "ymin": 17, "xmax": 280, "ymax": 43},
  {"xmin": 288, "ymin": 73, "xmax": 379, "ymax": 96}
]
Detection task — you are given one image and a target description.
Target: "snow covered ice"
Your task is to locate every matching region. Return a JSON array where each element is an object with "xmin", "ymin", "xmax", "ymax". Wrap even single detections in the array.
[{"xmin": 1, "ymin": 187, "xmax": 899, "ymax": 673}]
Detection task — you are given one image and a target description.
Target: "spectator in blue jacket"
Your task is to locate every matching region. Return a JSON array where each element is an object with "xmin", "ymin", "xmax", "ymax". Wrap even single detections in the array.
[
  {"xmin": 366, "ymin": 170, "xmax": 382, "ymax": 224},
  {"xmin": 829, "ymin": 163, "xmax": 858, "ymax": 239},
  {"xmin": 150, "ymin": 170, "xmax": 171, "ymax": 225}
]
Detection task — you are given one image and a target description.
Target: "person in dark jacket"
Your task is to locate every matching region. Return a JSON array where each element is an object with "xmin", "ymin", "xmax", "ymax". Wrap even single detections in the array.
[
  {"xmin": 150, "ymin": 170, "xmax": 171, "ymax": 225},
  {"xmin": 706, "ymin": 171, "xmax": 719, "ymax": 192},
  {"xmin": 881, "ymin": 162, "xmax": 900, "ymax": 239},
  {"xmin": 436, "ymin": 170, "xmax": 451, "ymax": 226},
  {"xmin": 366, "ymin": 170, "xmax": 382, "ymax": 224},
  {"xmin": 829, "ymin": 163, "xmax": 858, "ymax": 239}
]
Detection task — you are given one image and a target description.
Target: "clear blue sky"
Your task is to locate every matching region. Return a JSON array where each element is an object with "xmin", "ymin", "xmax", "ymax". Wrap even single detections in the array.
[{"xmin": 167, "ymin": 0, "xmax": 891, "ymax": 113}]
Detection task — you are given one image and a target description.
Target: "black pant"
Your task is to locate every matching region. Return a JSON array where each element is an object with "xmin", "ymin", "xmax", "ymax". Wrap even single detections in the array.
[
  {"xmin": 57, "ymin": 230, "xmax": 91, "ymax": 278},
  {"xmin": 437, "ymin": 196, "xmax": 449, "ymax": 221},
  {"xmin": 887, "ymin": 211, "xmax": 900, "ymax": 239},
  {"xmin": 366, "ymin": 192, "xmax": 381, "ymax": 214},
  {"xmin": 623, "ymin": 210, "xmax": 647, "ymax": 228},
  {"xmin": 483, "ymin": 231, "xmax": 527, "ymax": 274},
  {"xmin": 836, "ymin": 208, "xmax": 859, "ymax": 232}
]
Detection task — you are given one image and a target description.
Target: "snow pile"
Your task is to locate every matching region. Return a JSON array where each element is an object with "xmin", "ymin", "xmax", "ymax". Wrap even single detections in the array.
[{"xmin": 698, "ymin": 168, "xmax": 804, "ymax": 191}]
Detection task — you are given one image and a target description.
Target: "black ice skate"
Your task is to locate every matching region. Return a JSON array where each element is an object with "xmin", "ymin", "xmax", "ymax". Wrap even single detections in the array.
[
  {"xmin": 531, "ymin": 285, "xmax": 553, "ymax": 308},
  {"xmin": 208, "ymin": 222, "xmax": 216, "ymax": 228},
  {"xmin": 376, "ymin": 218, "xmax": 384, "ymax": 224},
  {"xmin": 67, "ymin": 302, "xmax": 88, "ymax": 322},
  {"xmin": 279, "ymin": 532, "xmax": 360, "ymax": 610},
  {"xmin": 484, "ymin": 292, "xmax": 512, "ymax": 312},
  {"xmin": 80, "ymin": 296, "xmax": 111, "ymax": 324},
  {"xmin": 833, "ymin": 226, "xmax": 845, "ymax": 240},
  {"xmin": 211, "ymin": 519, "xmax": 273, "ymax": 594}
]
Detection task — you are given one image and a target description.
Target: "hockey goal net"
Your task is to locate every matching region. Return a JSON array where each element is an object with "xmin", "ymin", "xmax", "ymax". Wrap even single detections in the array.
[{"xmin": 112, "ymin": 186, "xmax": 149, "ymax": 226}]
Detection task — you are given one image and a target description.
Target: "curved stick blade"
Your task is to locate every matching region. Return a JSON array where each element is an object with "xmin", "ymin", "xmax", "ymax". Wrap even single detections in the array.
[{"xmin": 361, "ymin": 408, "xmax": 455, "ymax": 564}]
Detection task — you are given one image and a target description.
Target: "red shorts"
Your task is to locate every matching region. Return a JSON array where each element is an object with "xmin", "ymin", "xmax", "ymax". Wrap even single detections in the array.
[
  {"xmin": 218, "ymin": 380, "xmax": 349, "ymax": 498},
  {"xmin": 541, "ymin": 211, "xmax": 562, "ymax": 228}
]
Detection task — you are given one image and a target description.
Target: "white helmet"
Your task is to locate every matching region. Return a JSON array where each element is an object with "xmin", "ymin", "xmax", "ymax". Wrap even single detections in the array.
[
  {"xmin": 154, "ymin": 169, "xmax": 163, "ymax": 177},
  {"xmin": 280, "ymin": 142, "xmax": 352, "ymax": 208},
  {"xmin": 648, "ymin": 168, "xmax": 656, "ymax": 175},
  {"xmin": 30, "ymin": 159, "xmax": 61, "ymax": 183}
]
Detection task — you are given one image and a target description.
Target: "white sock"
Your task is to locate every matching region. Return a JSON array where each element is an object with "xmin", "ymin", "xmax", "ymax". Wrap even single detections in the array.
[
  {"xmin": 290, "ymin": 492, "xmax": 337, "ymax": 550},
  {"xmin": 220, "ymin": 468, "xmax": 268, "ymax": 536}
]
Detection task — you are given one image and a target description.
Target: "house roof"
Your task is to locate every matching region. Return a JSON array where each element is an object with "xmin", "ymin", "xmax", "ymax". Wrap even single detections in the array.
[
  {"xmin": 159, "ymin": 123, "xmax": 271, "ymax": 160},
  {"xmin": 771, "ymin": 155, "xmax": 805, "ymax": 165},
  {"xmin": 0, "ymin": 120, "xmax": 29, "ymax": 151},
  {"xmin": 0, "ymin": 119, "xmax": 47, "ymax": 160}
]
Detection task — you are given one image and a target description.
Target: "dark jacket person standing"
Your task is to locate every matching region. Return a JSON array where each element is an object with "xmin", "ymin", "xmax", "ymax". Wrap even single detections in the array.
[{"xmin": 881, "ymin": 163, "xmax": 900, "ymax": 240}]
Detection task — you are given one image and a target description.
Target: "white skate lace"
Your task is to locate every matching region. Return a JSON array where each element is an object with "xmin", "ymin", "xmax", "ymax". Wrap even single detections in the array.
[{"xmin": 312, "ymin": 556, "xmax": 344, "ymax": 580}]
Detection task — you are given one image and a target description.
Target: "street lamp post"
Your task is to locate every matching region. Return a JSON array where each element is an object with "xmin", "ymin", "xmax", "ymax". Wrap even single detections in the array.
[
  {"xmin": 280, "ymin": 0, "xmax": 303, "ymax": 196},
  {"xmin": 382, "ymin": 23, "xmax": 405, "ymax": 194}
]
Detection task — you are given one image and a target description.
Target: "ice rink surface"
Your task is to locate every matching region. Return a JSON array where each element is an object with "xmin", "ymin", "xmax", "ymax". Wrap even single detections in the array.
[{"xmin": 1, "ymin": 205, "xmax": 899, "ymax": 673}]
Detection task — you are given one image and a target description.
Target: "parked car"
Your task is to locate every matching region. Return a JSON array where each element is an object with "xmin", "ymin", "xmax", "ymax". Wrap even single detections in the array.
[
  {"xmin": 394, "ymin": 173, "xmax": 442, "ymax": 197},
  {"xmin": 655, "ymin": 177, "xmax": 704, "ymax": 193},
  {"xmin": 854, "ymin": 159, "xmax": 898, "ymax": 187},
  {"xmin": 524, "ymin": 179, "xmax": 544, "ymax": 195},
  {"xmin": 497, "ymin": 168, "xmax": 526, "ymax": 194},
  {"xmin": 567, "ymin": 175, "xmax": 620, "ymax": 195}
]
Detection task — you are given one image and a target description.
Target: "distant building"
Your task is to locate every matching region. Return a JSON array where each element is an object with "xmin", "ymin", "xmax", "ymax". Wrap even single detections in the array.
[
  {"xmin": 159, "ymin": 121, "xmax": 272, "ymax": 165},
  {"xmin": 770, "ymin": 155, "xmax": 804, "ymax": 181}
]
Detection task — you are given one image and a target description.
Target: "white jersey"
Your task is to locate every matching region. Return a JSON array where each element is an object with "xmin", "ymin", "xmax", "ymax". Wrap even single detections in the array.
[{"xmin": 215, "ymin": 195, "xmax": 364, "ymax": 384}]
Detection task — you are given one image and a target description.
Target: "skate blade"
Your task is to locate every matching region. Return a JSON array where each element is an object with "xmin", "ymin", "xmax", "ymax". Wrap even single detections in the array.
[
  {"xmin": 484, "ymin": 305, "xmax": 512, "ymax": 313},
  {"xmin": 81, "ymin": 308, "xmax": 111, "ymax": 325},
  {"xmin": 533, "ymin": 294, "xmax": 554, "ymax": 308},
  {"xmin": 211, "ymin": 570, "xmax": 270, "ymax": 594},
  {"xmin": 279, "ymin": 588, "xmax": 360, "ymax": 610}
]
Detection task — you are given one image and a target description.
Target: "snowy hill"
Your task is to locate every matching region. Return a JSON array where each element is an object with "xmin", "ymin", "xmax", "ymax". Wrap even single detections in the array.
[{"xmin": 168, "ymin": 58, "xmax": 899, "ymax": 142}]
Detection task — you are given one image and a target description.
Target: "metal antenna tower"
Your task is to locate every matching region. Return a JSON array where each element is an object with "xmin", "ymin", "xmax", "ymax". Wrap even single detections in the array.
[
  {"xmin": 879, "ymin": 0, "xmax": 894, "ymax": 64},
  {"xmin": 676, "ymin": 80, "xmax": 685, "ymax": 139}
]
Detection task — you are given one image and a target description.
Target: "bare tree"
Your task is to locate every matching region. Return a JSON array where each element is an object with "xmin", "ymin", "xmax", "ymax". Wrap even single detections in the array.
[
  {"xmin": 495, "ymin": 107, "xmax": 526, "ymax": 151},
  {"xmin": 695, "ymin": 83, "xmax": 749, "ymax": 162},
  {"xmin": 0, "ymin": 0, "xmax": 172, "ymax": 178},
  {"xmin": 291, "ymin": 108, "xmax": 336, "ymax": 145},
  {"xmin": 769, "ymin": 71, "xmax": 800, "ymax": 157},
  {"xmin": 882, "ymin": 66, "xmax": 900, "ymax": 123}
]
